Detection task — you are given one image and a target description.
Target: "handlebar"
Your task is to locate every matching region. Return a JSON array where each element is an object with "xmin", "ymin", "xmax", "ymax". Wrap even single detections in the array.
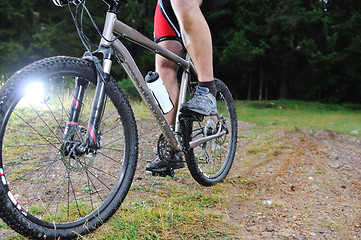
[
  {"xmin": 52, "ymin": 0, "xmax": 120, "ymax": 12},
  {"xmin": 52, "ymin": 0, "xmax": 70, "ymax": 7}
]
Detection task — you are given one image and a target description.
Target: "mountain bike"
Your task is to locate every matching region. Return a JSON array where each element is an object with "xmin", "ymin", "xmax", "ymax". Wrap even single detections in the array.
[{"xmin": 0, "ymin": 0, "xmax": 237, "ymax": 238}]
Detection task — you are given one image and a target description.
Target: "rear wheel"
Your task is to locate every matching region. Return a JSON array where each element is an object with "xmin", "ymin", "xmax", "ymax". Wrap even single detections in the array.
[
  {"xmin": 184, "ymin": 79, "xmax": 237, "ymax": 186},
  {"xmin": 0, "ymin": 57, "xmax": 138, "ymax": 239}
]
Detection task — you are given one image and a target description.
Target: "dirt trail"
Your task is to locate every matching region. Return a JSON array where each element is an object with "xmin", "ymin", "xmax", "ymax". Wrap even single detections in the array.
[{"xmin": 225, "ymin": 122, "xmax": 361, "ymax": 239}]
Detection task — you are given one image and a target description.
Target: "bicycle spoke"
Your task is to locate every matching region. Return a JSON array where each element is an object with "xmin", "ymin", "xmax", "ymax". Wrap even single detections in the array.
[
  {"xmin": 101, "ymin": 137, "xmax": 124, "ymax": 149},
  {"xmin": 100, "ymin": 108, "xmax": 117, "ymax": 126},
  {"xmin": 13, "ymin": 112, "xmax": 60, "ymax": 150},
  {"xmin": 67, "ymin": 172, "xmax": 82, "ymax": 218},
  {"xmin": 44, "ymin": 97, "xmax": 66, "ymax": 136},
  {"xmin": 40, "ymin": 173, "xmax": 67, "ymax": 220},
  {"xmin": 6, "ymin": 128, "xmax": 58, "ymax": 140},
  {"xmin": 8, "ymin": 157, "xmax": 58, "ymax": 185},
  {"xmin": 4, "ymin": 142, "xmax": 61, "ymax": 148},
  {"xmin": 86, "ymin": 165, "xmax": 117, "ymax": 191},
  {"xmin": 97, "ymin": 151, "xmax": 123, "ymax": 165},
  {"xmin": 24, "ymin": 98, "xmax": 63, "ymax": 144},
  {"xmin": 25, "ymin": 156, "xmax": 60, "ymax": 213},
  {"xmin": 85, "ymin": 169, "xmax": 104, "ymax": 207}
]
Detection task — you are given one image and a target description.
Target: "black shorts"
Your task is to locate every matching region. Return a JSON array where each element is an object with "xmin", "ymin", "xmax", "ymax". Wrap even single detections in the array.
[{"xmin": 154, "ymin": 0, "xmax": 229, "ymax": 43}]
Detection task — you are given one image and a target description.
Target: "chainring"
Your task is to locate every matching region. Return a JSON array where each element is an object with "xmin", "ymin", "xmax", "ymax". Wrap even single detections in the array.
[{"xmin": 157, "ymin": 134, "xmax": 173, "ymax": 161}]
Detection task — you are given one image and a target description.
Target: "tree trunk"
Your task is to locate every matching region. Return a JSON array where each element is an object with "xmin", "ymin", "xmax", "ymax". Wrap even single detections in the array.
[
  {"xmin": 258, "ymin": 61, "xmax": 264, "ymax": 100},
  {"xmin": 265, "ymin": 71, "xmax": 269, "ymax": 100}
]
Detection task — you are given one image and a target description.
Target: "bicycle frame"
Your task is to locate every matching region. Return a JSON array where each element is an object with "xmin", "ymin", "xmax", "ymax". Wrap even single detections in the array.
[
  {"xmin": 83, "ymin": 11, "xmax": 194, "ymax": 152},
  {"xmin": 74, "ymin": 9, "xmax": 225, "ymax": 153}
]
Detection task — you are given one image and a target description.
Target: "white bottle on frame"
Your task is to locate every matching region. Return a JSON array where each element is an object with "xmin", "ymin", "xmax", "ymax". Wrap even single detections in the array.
[{"xmin": 145, "ymin": 71, "xmax": 174, "ymax": 114}]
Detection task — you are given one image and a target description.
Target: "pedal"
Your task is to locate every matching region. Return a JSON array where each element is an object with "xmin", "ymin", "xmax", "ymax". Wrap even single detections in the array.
[
  {"xmin": 179, "ymin": 111, "xmax": 204, "ymax": 122},
  {"xmin": 150, "ymin": 168, "xmax": 174, "ymax": 178}
]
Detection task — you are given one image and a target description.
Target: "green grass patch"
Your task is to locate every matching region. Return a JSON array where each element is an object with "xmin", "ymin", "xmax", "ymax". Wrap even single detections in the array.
[
  {"xmin": 236, "ymin": 100, "xmax": 361, "ymax": 136},
  {"xmin": 0, "ymin": 220, "xmax": 8, "ymax": 229},
  {"xmin": 86, "ymin": 180, "xmax": 242, "ymax": 239},
  {"xmin": 129, "ymin": 99, "xmax": 361, "ymax": 136},
  {"xmin": 131, "ymin": 101, "xmax": 154, "ymax": 120},
  {"xmin": 245, "ymin": 127, "xmax": 286, "ymax": 157}
]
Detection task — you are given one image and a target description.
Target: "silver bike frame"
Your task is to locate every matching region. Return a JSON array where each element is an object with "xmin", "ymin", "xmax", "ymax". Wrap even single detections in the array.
[{"xmin": 98, "ymin": 12, "xmax": 225, "ymax": 151}]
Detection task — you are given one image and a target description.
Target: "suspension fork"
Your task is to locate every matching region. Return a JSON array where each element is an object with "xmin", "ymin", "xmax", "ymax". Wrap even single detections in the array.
[
  {"xmin": 64, "ymin": 48, "xmax": 113, "ymax": 154},
  {"xmin": 63, "ymin": 77, "xmax": 89, "ymax": 141}
]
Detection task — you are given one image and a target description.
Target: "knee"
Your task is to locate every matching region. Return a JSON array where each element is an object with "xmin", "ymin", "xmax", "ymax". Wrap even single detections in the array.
[{"xmin": 157, "ymin": 57, "xmax": 178, "ymax": 73}]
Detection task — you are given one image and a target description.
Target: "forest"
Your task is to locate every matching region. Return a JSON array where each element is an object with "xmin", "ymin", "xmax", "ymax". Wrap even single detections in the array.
[{"xmin": 0, "ymin": 0, "xmax": 360, "ymax": 103}]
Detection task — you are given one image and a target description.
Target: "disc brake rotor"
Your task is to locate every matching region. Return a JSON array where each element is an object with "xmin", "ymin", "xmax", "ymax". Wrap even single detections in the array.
[{"xmin": 60, "ymin": 127, "xmax": 95, "ymax": 172}]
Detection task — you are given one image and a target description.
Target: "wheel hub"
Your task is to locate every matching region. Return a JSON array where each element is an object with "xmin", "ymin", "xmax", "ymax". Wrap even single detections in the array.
[{"xmin": 60, "ymin": 127, "xmax": 95, "ymax": 172}]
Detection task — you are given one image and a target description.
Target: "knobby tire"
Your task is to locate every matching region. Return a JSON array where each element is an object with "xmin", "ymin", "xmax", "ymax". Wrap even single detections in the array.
[{"xmin": 0, "ymin": 57, "xmax": 138, "ymax": 239}]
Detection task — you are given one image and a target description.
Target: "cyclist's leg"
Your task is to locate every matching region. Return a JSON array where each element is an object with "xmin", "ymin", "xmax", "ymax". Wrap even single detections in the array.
[
  {"xmin": 154, "ymin": 0, "xmax": 183, "ymax": 126},
  {"xmin": 146, "ymin": 1, "xmax": 184, "ymax": 175},
  {"xmin": 156, "ymin": 41, "xmax": 182, "ymax": 126},
  {"xmin": 171, "ymin": 0, "xmax": 213, "ymax": 85},
  {"xmin": 171, "ymin": 0, "xmax": 221, "ymax": 115}
]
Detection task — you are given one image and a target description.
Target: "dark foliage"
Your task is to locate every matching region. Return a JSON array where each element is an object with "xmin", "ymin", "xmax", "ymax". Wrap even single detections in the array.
[{"xmin": 1, "ymin": 0, "xmax": 360, "ymax": 103}]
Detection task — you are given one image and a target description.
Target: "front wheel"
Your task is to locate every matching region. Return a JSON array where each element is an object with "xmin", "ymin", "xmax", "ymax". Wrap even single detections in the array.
[
  {"xmin": 184, "ymin": 79, "xmax": 237, "ymax": 186},
  {"xmin": 0, "ymin": 57, "xmax": 138, "ymax": 239}
]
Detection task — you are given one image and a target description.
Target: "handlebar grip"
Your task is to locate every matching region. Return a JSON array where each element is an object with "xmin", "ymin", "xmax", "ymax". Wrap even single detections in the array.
[{"xmin": 52, "ymin": 0, "xmax": 70, "ymax": 7}]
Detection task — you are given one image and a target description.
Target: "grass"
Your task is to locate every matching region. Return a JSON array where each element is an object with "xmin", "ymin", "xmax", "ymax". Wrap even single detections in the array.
[
  {"xmin": 236, "ymin": 100, "xmax": 361, "ymax": 137},
  {"xmin": 131, "ymin": 101, "xmax": 154, "ymax": 120},
  {"xmin": 244, "ymin": 127, "xmax": 285, "ymax": 157},
  {"xmin": 86, "ymin": 178, "xmax": 242, "ymax": 239},
  {"xmin": 132, "ymin": 99, "xmax": 361, "ymax": 136}
]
